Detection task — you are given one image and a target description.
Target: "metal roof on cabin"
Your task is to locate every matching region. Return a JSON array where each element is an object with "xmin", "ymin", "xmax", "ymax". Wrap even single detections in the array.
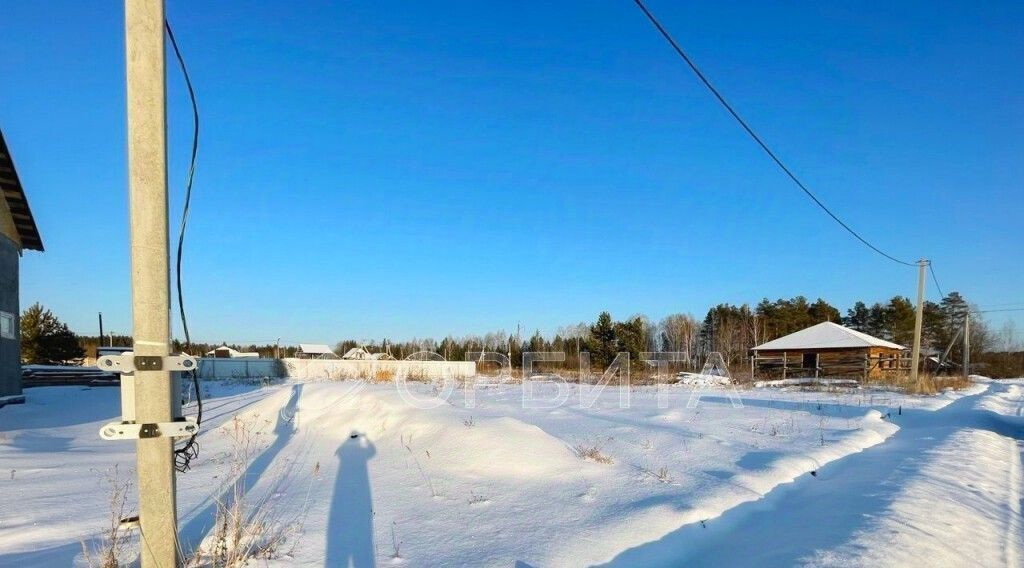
[
  {"xmin": 298, "ymin": 343, "xmax": 333, "ymax": 354},
  {"xmin": 752, "ymin": 321, "xmax": 906, "ymax": 351},
  {"xmin": 0, "ymin": 128, "xmax": 43, "ymax": 252}
]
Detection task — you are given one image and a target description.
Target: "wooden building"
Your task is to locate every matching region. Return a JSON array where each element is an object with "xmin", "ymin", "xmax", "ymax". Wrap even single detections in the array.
[
  {"xmin": 0, "ymin": 127, "xmax": 44, "ymax": 407},
  {"xmin": 751, "ymin": 322, "xmax": 908, "ymax": 381}
]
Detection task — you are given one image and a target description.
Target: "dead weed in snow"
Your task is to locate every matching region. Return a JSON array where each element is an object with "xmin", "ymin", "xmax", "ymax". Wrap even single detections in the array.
[{"xmin": 574, "ymin": 444, "xmax": 613, "ymax": 464}]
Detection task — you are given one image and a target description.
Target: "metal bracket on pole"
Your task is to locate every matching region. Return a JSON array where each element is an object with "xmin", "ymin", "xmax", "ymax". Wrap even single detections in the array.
[
  {"xmin": 97, "ymin": 351, "xmax": 200, "ymax": 441},
  {"xmin": 99, "ymin": 418, "xmax": 198, "ymax": 441},
  {"xmin": 97, "ymin": 352, "xmax": 198, "ymax": 375}
]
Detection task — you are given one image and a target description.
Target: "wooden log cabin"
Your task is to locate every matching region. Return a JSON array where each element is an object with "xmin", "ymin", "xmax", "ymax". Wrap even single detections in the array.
[{"xmin": 751, "ymin": 322, "xmax": 908, "ymax": 381}]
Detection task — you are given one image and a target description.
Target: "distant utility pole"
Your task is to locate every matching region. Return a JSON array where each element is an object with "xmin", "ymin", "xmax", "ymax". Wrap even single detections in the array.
[
  {"xmin": 909, "ymin": 259, "xmax": 928, "ymax": 384},
  {"xmin": 963, "ymin": 313, "xmax": 971, "ymax": 381},
  {"xmin": 516, "ymin": 321, "xmax": 522, "ymax": 369},
  {"xmin": 275, "ymin": 337, "xmax": 281, "ymax": 359},
  {"xmin": 98, "ymin": 312, "xmax": 104, "ymax": 346},
  {"xmin": 125, "ymin": 1, "xmax": 178, "ymax": 566}
]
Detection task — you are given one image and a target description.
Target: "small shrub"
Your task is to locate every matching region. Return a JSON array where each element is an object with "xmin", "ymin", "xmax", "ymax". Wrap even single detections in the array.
[
  {"xmin": 574, "ymin": 444, "xmax": 613, "ymax": 464},
  {"xmin": 404, "ymin": 368, "xmax": 430, "ymax": 383},
  {"xmin": 185, "ymin": 416, "xmax": 310, "ymax": 567},
  {"xmin": 467, "ymin": 492, "xmax": 489, "ymax": 505},
  {"xmin": 389, "ymin": 522, "xmax": 402, "ymax": 560},
  {"xmin": 373, "ymin": 367, "xmax": 396, "ymax": 383},
  {"xmin": 654, "ymin": 466, "xmax": 671, "ymax": 483}
]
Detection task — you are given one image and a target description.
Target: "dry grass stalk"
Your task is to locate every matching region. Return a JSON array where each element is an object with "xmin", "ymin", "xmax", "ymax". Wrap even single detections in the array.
[
  {"xmin": 373, "ymin": 367, "xmax": 396, "ymax": 383},
  {"xmin": 80, "ymin": 466, "xmax": 133, "ymax": 568},
  {"xmin": 574, "ymin": 444, "xmax": 613, "ymax": 464},
  {"xmin": 866, "ymin": 372, "xmax": 973, "ymax": 395},
  {"xmin": 185, "ymin": 415, "xmax": 311, "ymax": 567}
]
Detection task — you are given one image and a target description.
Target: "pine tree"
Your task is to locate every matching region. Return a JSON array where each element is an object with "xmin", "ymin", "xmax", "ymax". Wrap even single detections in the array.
[
  {"xmin": 845, "ymin": 301, "xmax": 870, "ymax": 331},
  {"xmin": 613, "ymin": 316, "xmax": 648, "ymax": 370},
  {"xmin": 586, "ymin": 312, "xmax": 617, "ymax": 369},
  {"xmin": 886, "ymin": 296, "xmax": 916, "ymax": 345},
  {"xmin": 808, "ymin": 298, "xmax": 840, "ymax": 323},
  {"xmin": 20, "ymin": 303, "xmax": 85, "ymax": 364}
]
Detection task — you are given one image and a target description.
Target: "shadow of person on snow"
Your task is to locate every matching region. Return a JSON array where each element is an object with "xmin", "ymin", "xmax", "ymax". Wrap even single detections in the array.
[{"xmin": 326, "ymin": 431, "xmax": 377, "ymax": 568}]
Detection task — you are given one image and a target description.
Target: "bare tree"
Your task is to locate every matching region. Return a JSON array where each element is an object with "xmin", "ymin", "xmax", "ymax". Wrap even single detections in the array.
[
  {"xmin": 660, "ymin": 313, "xmax": 700, "ymax": 367},
  {"xmin": 999, "ymin": 320, "xmax": 1020, "ymax": 352}
]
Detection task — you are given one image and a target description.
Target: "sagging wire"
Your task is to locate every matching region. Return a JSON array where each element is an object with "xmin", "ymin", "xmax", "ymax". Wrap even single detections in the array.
[
  {"xmin": 165, "ymin": 19, "xmax": 202, "ymax": 473},
  {"xmin": 631, "ymin": 0, "xmax": 917, "ymax": 268},
  {"xmin": 928, "ymin": 261, "xmax": 945, "ymax": 299}
]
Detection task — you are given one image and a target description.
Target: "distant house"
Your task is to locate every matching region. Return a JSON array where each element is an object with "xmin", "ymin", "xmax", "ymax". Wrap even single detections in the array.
[
  {"xmin": 341, "ymin": 347, "xmax": 371, "ymax": 360},
  {"xmin": 751, "ymin": 322, "xmax": 907, "ymax": 380},
  {"xmin": 341, "ymin": 346, "xmax": 395, "ymax": 361},
  {"xmin": 297, "ymin": 343, "xmax": 338, "ymax": 359},
  {"xmin": 205, "ymin": 346, "xmax": 259, "ymax": 359},
  {"xmin": 0, "ymin": 127, "xmax": 44, "ymax": 406}
]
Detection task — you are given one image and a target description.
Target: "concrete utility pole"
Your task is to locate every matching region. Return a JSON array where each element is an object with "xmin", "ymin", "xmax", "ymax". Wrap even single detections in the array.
[
  {"xmin": 909, "ymin": 259, "xmax": 927, "ymax": 384},
  {"xmin": 963, "ymin": 313, "xmax": 971, "ymax": 380},
  {"xmin": 125, "ymin": 1, "xmax": 178, "ymax": 566}
]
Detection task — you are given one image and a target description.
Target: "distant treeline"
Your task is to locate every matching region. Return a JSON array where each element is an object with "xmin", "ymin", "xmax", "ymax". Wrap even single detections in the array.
[
  {"xmin": 320, "ymin": 293, "xmax": 1018, "ymax": 377},
  {"xmin": 73, "ymin": 292, "xmax": 1024, "ymax": 377}
]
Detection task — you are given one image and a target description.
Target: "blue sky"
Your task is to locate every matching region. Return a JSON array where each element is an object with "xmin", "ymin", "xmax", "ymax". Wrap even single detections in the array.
[{"xmin": 1, "ymin": 1, "xmax": 1021, "ymax": 345}]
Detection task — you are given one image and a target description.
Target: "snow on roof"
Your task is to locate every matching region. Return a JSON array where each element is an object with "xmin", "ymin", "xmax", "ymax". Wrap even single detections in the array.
[
  {"xmin": 752, "ymin": 321, "xmax": 906, "ymax": 351},
  {"xmin": 205, "ymin": 346, "xmax": 260, "ymax": 358},
  {"xmin": 299, "ymin": 343, "xmax": 334, "ymax": 354},
  {"xmin": 206, "ymin": 346, "xmax": 237, "ymax": 356},
  {"xmin": 342, "ymin": 347, "xmax": 371, "ymax": 360}
]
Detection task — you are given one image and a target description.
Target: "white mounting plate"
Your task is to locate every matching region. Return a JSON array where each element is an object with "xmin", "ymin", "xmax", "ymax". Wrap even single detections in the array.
[
  {"xmin": 99, "ymin": 419, "xmax": 198, "ymax": 441},
  {"xmin": 96, "ymin": 352, "xmax": 198, "ymax": 375}
]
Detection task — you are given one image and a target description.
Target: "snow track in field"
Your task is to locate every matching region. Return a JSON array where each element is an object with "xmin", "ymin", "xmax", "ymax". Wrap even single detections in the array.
[
  {"xmin": 1, "ymin": 379, "xmax": 1021, "ymax": 567},
  {"xmin": 600, "ymin": 380, "xmax": 1024, "ymax": 567}
]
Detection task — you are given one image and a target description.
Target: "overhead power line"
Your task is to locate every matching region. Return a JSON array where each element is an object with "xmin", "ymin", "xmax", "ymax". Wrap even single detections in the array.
[
  {"xmin": 928, "ymin": 262, "xmax": 945, "ymax": 299},
  {"xmin": 631, "ymin": 0, "xmax": 917, "ymax": 268}
]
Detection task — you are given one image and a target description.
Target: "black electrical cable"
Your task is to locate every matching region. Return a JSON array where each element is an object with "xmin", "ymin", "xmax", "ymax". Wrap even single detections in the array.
[
  {"xmin": 928, "ymin": 262, "xmax": 945, "ymax": 299},
  {"xmin": 165, "ymin": 19, "xmax": 201, "ymax": 473},
  {"xmin": 632, "ymin": 0, "xmax": 917, "ymax": 268}
]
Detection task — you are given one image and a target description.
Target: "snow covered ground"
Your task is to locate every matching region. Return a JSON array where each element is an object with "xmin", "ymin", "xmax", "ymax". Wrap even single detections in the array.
[{"xmin": 0, "ymin": 377, "xmax": 1020, "ymax": 567}]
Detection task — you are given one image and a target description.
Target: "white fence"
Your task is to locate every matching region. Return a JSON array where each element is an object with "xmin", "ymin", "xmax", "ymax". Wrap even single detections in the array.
[
  {"xmin": 281, "ymin": 358, "xmax": 476, "ymax": 380},
  {"xmin": 196, "ymin": 357, "xmax": 477, "ymax": 381}
]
